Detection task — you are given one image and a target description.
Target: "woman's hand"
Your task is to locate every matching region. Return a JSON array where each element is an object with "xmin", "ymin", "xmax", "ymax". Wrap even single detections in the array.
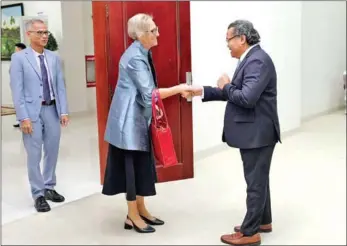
[
  {"xmin": 177, "ymin": 84, "xmax": 192, "ymax": 98},
  {"xmin": 157, "ymin": 83, "xmax": 193, "ymax": 100}
]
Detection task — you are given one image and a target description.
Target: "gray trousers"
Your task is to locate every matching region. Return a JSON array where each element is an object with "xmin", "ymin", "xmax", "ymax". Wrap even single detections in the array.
[{"xmin": 22, "ymin": 105, "xmax": 61, "ymax": 199}]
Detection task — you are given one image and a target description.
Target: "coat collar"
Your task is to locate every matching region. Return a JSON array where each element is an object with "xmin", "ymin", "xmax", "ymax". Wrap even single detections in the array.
[
  {"xmin": 24, "ymin": 47, "xmax": 41, "ymax": 79},
  {"xmin": 132, "ymin": 40, "xmax": 149, "ymax": 56},
  {"xmin": 24, "ymin": 46, "xmax": 54, "ymax": 81},
  {"xmin": 231, "ymin": 45, "xmax": 261, "ymax": 81},
  {"xmin": 240, "ymin": 44, "xmax": 260, "ymax": 62}
]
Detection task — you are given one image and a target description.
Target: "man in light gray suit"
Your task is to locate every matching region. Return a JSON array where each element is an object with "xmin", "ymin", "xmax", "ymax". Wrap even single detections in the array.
[{"xmin": 10, "ymin": 19, "xmax": 69, "ymax": 212}]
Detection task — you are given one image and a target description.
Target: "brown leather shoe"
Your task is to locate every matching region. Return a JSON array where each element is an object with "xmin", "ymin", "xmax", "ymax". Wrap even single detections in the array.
[
  {"xmin": 234, "ymin": 224, "xmax": 272, "ymax": 233},
  {"xmin": 221, "ymin": 232, "xmax": 261, "ymax": 246}
]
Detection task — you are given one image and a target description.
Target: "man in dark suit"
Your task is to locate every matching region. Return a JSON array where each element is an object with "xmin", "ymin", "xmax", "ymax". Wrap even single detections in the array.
[{"xmin": 191, "ymin": 20, "xmax": 281, "ymax": 246}]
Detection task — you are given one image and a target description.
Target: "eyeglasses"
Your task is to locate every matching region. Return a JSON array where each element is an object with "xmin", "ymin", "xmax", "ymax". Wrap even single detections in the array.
[
  {"xmin": 226, "ymin": 35, "xmax": 240, "ymax": 42},
  {"xmin": 28, "ymin": 31, "xmax": 51, "ymax": 37},
  {"xmin": 149, "ymin": 27, "xmax": 159, "ymax": 35}
]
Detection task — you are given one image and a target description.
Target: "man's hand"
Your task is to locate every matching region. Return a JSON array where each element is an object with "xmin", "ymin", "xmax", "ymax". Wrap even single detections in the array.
[
  {"xmin": 176, "ymin": 84, "xmax": 193, "ymax": 99},
  {"xmin": 217, "ymin": 73, "xmax": 231, "ymax": 89},
  {"xmin": 190, "ymin": 85, "xmax": 203, "ymax": 96},
  {"xmin": 178, "ymin": 84, "xmax": 203, "ymax": 98},
  {"xmin": 21, "ymin": 119, "xmax": 33, "ymax": 134},
  {"xmin": 60, "ymin": 115, "xmax": 69, "ymax": 127}
]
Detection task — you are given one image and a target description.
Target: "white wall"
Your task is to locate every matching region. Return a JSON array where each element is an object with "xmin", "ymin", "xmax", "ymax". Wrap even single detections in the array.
[
  {"xmin": 301, "ymin": 1, "xmax": 346, "ymax": 119},
  {"xmin": 60, "ymin": 1, "xmax": 87, "ymax": 113},
  {"xmin": 82, "ymin": 1, "xmax": 97, "ymax": 113},
  {"xmin": 60, "ymin": 1, "xmax": 96, "ymax": 113},
  {"xmin": 190, "ymin": 1, "xmax": 346, "ymax": 153},
  {"xmin": 191, "ymin": 1, "xmax": 303, "ymax": 152}
]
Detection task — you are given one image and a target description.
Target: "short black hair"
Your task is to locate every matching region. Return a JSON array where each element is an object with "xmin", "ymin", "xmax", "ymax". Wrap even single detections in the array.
[
  {"xmin": 15, "ymin": 43, "xmax": 26, "ymax": 50},
  {"xmin": 228, "ymin": 20, "xmax": 260, "ymax": 46}
]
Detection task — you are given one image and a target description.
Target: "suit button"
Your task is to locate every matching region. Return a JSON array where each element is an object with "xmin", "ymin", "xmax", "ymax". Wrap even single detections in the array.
[
  {"xmin": 39, "ymin": 96, "xmax": 42, "ymax": 98},
  {"xmin": 40, "ymin": 84, "xmax": 43, "ymax": 86}
]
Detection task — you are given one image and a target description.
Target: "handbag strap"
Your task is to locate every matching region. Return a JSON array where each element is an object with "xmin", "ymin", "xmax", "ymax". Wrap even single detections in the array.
[{"xmin": 151, "ymin": 89, "xmax": 168, "ymax": 127}]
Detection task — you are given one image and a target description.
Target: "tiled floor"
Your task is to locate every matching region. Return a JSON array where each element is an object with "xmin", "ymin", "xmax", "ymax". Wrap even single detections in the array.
[
  {"xmin": 1, "ymin": 111, "xmax": 346, "ymax": 245},
  {"xmin": 1, "ymin": 112, "xmax": 101, "ymax": 225}
]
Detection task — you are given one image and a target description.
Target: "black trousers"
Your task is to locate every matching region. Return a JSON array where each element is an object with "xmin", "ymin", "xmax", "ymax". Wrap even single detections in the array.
[{"xmin": 239, "ymin": 144, "xmax": 275, "ymax": 236}]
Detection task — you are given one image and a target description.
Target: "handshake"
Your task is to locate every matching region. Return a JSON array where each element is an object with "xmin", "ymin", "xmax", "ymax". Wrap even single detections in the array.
[
  {"xmin": 177, "ymin": 73, "xmax": 231, "ymax": 99},
  {"xmin": 178, "ymin": 84, "xmax": 203, "ymax": 99}
]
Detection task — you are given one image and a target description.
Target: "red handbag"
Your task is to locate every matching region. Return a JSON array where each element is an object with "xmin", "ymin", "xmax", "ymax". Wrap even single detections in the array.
[{"xmin": 151, "ymin": 89, "xmax": 179, "ymax": 168}]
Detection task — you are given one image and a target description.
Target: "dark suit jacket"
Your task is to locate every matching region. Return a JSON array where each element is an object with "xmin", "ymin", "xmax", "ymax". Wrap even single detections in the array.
[{"xmin": 203, "ymin": 45, "xmax": 281, "ymax": 149}]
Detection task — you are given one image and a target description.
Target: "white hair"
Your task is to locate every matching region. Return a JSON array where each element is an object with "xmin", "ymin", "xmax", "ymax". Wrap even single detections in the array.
[
  {"xmin": 25, "ymin": 18, "xmax": 45, "ymax": 31},
  {"xmin": 127, "ymin": 13, "xmax": 153, "ymax": 40}
]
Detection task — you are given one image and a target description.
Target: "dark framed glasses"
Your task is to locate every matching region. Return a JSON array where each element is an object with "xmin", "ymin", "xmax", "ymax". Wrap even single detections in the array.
[{"xmin": 29, "ymin": 30, "xmax": 51, "ymax": 37}]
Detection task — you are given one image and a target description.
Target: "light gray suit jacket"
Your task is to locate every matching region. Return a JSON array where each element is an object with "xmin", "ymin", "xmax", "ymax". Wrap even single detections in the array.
[
  {"xmin": 104, "ymin": 40, "xmax": 156, "ymax": 152},
  {"xmin": 9, "ymin": 47, "xmax": 68, "ymax": 122}
]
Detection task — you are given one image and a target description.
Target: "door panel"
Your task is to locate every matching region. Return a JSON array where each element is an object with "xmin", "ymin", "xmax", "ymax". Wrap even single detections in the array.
[
  {"xmin": 107, "ymin": 2, "xmax": 125, "ymax": 96},
  {"xmin": 92, "ymin": 2, "xmax": 109, "ymax": 183},
  {"xmin": 177, "ymin": 2, "xmax": 194, "ymax": 181},
  {"xmin": 124, "ymin": 2, "xmax": 182, "ymax": 165},
  {"xmin": 92, "ymin": 1, "xmax": 193, "ymax": 183}
]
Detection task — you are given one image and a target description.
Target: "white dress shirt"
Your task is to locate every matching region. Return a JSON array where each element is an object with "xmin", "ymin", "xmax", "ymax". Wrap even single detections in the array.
[
  {"xmin": 239, "ymin": 43, "xmax": 259, "ymax": 63},
  {"xmin": 33, "ymin": 50, "xmax": 55, "ymax": 101}
]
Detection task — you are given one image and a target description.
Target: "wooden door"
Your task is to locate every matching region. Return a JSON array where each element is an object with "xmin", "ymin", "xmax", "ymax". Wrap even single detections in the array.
[{"xmin": 92, "ymin": 1, "xmax": 193, "ymax": 183}]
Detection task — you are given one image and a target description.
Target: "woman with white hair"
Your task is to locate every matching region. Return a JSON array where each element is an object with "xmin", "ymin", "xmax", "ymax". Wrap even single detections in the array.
[{"xmin": 101, "ymin": 13, "xmax": 191, "ymax": 233}]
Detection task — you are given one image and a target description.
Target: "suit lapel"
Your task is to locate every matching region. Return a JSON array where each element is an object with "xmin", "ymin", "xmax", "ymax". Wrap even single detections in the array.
[
  {"xmin": 44, "ymin": 50, "xmax": 55, "ymax": 84},
  {"xmin": 231, "ymin": 57, "xmax": 247, "ymax": 82},
  {"xmin": 231, "ymin": 45, "xmax": 261, "ymax": 82},
  {"xmin": 134, "ymin": 41, "xmax": 157, "ymax": 87},
  {"xmin": 147, "ymin": 51, "xmax": 158, "ymax": 87},
  {"xmin": 25, "ymin": 47, "xmax": 42, "ymax": 80}
]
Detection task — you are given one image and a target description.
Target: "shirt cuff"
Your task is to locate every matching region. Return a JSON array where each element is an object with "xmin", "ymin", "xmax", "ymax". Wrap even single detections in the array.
[{"xmin": 201, "ymin": 87, "xmax": 204, "ymax": 99}]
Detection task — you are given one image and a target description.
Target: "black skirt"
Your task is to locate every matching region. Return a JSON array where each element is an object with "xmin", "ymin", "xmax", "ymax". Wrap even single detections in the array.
[{"xmin": 101, "ymin": 143, "xmax": 157, "ymax": 201}]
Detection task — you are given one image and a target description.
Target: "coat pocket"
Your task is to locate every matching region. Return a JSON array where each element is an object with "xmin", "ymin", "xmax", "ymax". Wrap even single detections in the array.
[
  {"xmin": 24, "ymin": 97, "xmax": 33, "ymax": 103},
  {"xmin": 234, "ymin": 112, "xmax": 255, "ymax": 122}
]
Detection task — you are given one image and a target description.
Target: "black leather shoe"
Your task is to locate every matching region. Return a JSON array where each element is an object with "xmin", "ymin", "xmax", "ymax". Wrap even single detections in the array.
[
  {"xmin": 124, "ymin": 216, "xmax": 155, "ymax": 233},
  {"xmin": 140, "ymin": 215, "xmax": 165, "ymax": 226},
  {"xmin": 35, "ymin": 196, "xmax": 51, "ymax": 212},
  {"xmin": 44, "ymin": 189, "xmax": 65, "ymax": 202}
]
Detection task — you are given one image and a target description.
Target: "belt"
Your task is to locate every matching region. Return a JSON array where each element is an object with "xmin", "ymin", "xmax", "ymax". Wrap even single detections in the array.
[{"xmin": 42, "ymin": 100, "xmax": 55, "ymax": 106}]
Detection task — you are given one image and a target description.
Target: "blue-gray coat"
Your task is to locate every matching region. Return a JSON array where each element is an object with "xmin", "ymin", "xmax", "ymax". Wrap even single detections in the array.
[
  {"xmin": 104, "ymin": 40, "xmax": 157, "ymax": 152},
  {"xmin": 9, "ymin": 47, "xmax": 69, "ymax": 122}
]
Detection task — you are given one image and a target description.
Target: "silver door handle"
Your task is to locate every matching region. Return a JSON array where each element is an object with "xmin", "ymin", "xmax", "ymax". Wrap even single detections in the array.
[{"xmin": 186, "ymin": 72, "xmax": 192, "ymax": 102}]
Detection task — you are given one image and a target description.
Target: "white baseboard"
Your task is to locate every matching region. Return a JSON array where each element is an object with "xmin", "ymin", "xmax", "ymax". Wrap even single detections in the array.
[
  {"xmin": 69, "ymin": 110, "xmax": 97, "ymax": 118},
  {"xmin": 300, "ymin": 105, "xmax": 345, "ymax": 123},
  {"xmin": 194, "ymin": 143, "xmax": 230, "ymax": 162},
  {"xmin": 1, "ymin": 103, "xmax": 14, "ymax": 108},
  {"xmin": 194, "ymin": 107, "xmax": 345, "ymax": 162}
]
